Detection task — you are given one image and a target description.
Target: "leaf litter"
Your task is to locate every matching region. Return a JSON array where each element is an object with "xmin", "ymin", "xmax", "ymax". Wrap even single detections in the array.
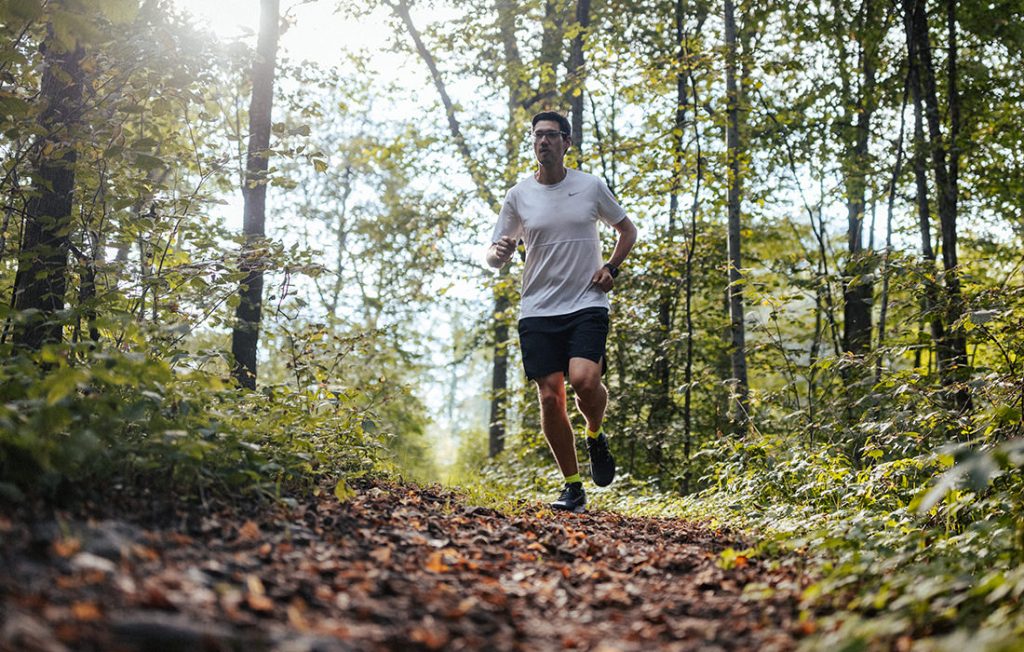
[{"xmin": 0, "ymin": 479, "xmax": 811, "ymax": 651}]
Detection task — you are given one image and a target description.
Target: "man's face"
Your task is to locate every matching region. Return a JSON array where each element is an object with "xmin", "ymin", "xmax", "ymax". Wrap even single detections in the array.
[{"xmin": 533, "ymin": 120, "xmax": 569, "ymax": 166}]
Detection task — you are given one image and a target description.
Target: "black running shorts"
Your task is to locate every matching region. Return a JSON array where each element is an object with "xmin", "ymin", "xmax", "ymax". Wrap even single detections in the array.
[{"xmin": 517, "ymin": 307, "xmax": 609, "ymax": 380}]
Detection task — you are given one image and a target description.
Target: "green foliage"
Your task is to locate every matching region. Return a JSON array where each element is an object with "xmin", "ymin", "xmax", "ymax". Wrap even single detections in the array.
[{"xmin": 0, "ymin": 338, "xmax": 390, "ymax": 501}]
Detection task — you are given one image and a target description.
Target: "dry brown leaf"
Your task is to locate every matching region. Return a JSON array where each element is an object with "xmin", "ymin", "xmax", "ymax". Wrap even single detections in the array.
[
  {"xmin": 409, "ymin": 617, "xmax": 449, "ymax": 650},
  {"xmin": 369, "ymin": 546, "xmax": 392, "ymax": 563},
  {"xmin": 53, "ymin": 537, "xmax": 81, "ymax": 558},
  {"xmin": 246, "ymin": 574, "xmax": 266, "ymax": 596},
  {"xmin": 425, "ymin": 550, "xmax": 449, "ymax": 573},
  {"xmin": 287, "ymin": 600, "xmax": 309, "ymax": 630},
  {"xmin": 141, "ymin": 586, "xmax": 174, "ymax": 609},
  {"xmin": 131, "ymin": 544, "xmax": 160, "ymax": 561},
  {"xmin": 238, "ymin": 520, "xmax": 261, "ymax": 541},
  {"xmin": 70, "ymin": 601, "xmax": 102, "ymax": 621},
  {"xmin": 246, "ymin": 593, "xmax": 274, "ymax": 613}
]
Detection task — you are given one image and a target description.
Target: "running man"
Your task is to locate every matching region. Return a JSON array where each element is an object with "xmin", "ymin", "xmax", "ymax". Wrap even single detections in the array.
[{"xmin": 486, "ymin": 111, "xmax": 638, "ymax": 512}]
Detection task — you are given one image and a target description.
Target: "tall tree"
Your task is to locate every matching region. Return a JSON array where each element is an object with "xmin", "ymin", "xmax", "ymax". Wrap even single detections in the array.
[
  {"xmin": 11, "ymin": 19, "xmax": 85, "ymax": 350},
  {"xmin": 231, "ymin": 0, "xmax": 280, "ymax": 389},
  {"xmin": 724, "ymin": 0, "xmax": 749, "ymax": 431},
  {"xmin": 566, "ymin": 0, "xmax": 591, "ymax": 157},
  {"xmin": 840, "ymin": 0, "xmax": 881, "ymax": 356},
  {"xmin": 906, "ymin": 0, "xmax": 970, "ymax": 410},
  {"xmin": 489, "ymin": 0, "xmax": 525, "ymax": 458},
  {"xmin": 903, "ymin": 0, "xmax": 944, "ymax": 371}
]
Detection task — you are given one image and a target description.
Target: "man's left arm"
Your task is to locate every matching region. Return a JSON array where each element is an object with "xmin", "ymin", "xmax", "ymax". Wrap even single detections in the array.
[{"xmin": 592, "ymin": 216, "xmax": 638, "ymax": 293}]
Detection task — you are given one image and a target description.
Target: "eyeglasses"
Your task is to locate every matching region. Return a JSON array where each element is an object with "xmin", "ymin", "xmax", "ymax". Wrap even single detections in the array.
[{"xmin": 532, "ymin": 130, "xmax": 567, "ymax": 141}]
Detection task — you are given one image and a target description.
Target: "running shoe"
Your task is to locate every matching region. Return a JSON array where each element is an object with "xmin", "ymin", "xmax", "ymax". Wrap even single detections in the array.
[
  {"xmin": 550, "ymin": 482, "xmax": 586, "ymax": 513},
  {"xmin": 587, "ymin": 432, "xmax": 616, "ymax": 487}
]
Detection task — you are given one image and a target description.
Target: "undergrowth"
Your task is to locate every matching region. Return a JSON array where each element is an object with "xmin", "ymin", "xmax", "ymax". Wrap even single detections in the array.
[
  {"xmin": 455, "ymin": 425, "xmax": 1024, "ymax": 651},
  {"xmin": 0, "ymin": 339, "xmax": 396, "ymax": 505}
]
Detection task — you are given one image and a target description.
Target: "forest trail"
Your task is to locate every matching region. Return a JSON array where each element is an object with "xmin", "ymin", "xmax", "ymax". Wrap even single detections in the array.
[{"xmin": 1, "ymin": 479, "xmax": 810, "ymax": 651}]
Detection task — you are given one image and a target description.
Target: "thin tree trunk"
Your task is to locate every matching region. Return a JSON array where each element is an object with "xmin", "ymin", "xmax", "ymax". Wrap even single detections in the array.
[
  {"xmin": 566, "ymin": 0, "xmax": 591, "ymax": 157},
  {"xmin": 650, "ymin": 0, "xmax": 691, "ymax": 473},
  {"xmin": 908, "ymin": 0, "xmax": 970, "ymax": 410},
  {"xmin": 841, "ymin": 0, "xmax": 877, "ymax": 356},
  {"xmin": 724, "ymin": 0, "xmax": 749, "ymax": 432},
  {"xmin": 538, "ymin": 0, "xmax": 566, "ymax": 104},
  {"xmin": 903, "ymin": 2, "xmax": 944, "ymax": 370},
  {"xmin": 231, "ymin": 0, "xmax": 279, "ymax": 389},
  {"xmin": 486, "ymin": 0, "xmax": 526, "ymax": 457},
  {"xmin": 393, "ymin": 0, "xmax": 500, "ymax": 213},
  {"xmin": 876, "ymin": 75, "xmax": 909, "ymax": 382},
  {"xmin": 489, "ymin": 288, "xmax": 510, "ymax": 457},
  {"xmin": 12, "ymin": 35, "xmax": 85, "ymax": 350},
  {"xmin": 681, "ymin": 2, "xmax": 708, "ymax": 493}
]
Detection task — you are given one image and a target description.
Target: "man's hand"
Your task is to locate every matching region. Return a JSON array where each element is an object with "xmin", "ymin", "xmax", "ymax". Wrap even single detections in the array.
[
  {"xmin": 488, "ymin": 236, "xmax": 516, "ymax": 268},
  {"xmin": 591, "ymin": 266, "xmax": 614, "ymax": 293}
]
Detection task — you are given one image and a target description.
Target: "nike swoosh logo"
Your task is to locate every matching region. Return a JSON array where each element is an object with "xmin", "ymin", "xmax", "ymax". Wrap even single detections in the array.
[{"xmin": 568, "ymin": 191, "xmax": 581, "ymax": 196}]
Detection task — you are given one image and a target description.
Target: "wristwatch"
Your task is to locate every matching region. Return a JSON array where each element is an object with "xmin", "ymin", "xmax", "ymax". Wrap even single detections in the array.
[{"xmin": 603, "ymin": 262, "xmax": 620, "ymax": 278}]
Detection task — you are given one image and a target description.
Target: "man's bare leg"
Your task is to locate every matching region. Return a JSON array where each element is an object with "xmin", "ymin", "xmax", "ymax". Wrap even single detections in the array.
[
  {"xmin": 534, "ymin": 371, "xmax": 579, "ymax": 477},
  {"xmin": 568, "ymin": 357, "xmax": 607, "ymax": 432}
]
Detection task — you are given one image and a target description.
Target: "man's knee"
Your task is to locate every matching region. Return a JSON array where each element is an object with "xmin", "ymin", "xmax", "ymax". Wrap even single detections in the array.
[
  {"xmin": 539, "ymin": 391, "xmax": 564, "ymax": 412},
  {"xmin": 569, "ymin": 369, "xmax": 602, "ymax": 399},
  {"xmin": 536, "ymin": 377, "xmax": 565, "ymax": 411}
]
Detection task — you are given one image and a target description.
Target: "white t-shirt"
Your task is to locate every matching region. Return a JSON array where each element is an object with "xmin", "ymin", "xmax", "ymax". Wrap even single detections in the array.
[{"xmin": 491, "ymin": 168, "xmax": 626, "ymax": 319}]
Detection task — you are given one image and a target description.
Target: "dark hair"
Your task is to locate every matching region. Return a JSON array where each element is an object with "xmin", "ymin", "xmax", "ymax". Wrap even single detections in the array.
[{"xmin": 531, "ymin": 111, "xmax": 571, "ymax": 139}]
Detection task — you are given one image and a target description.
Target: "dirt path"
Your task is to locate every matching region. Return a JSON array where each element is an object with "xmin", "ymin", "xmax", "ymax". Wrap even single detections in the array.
[{"xmin": 1, "ymin": 479, "xmax": 810, "ymax": 651}]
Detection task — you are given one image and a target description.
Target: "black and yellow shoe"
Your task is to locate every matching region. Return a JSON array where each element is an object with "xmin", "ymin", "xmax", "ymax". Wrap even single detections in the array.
[
  {"xmin": 587, "ymin": 432, "xmax": 616, "ymax": 487},
  {"xmin": 550, "ymin": 482, "xmax": 586, "ymax": 513}
]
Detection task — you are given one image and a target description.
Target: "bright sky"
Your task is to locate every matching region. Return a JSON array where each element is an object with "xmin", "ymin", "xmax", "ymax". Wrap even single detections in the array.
[
  {"xmin": 170, "ymin": 0, "xmax": 490, "ymax": 465},
  {"xmin": 170, "ymin": 0, "xmax": 445, "ymax": 76}
]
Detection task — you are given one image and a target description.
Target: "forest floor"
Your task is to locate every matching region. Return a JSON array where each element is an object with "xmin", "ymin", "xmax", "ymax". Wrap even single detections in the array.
[{"xmin": 0, "ymin": 478, "xmax": 814, "ymax": 651}]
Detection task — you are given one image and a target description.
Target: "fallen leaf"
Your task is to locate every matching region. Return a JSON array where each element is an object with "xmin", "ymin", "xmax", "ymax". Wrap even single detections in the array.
[
  {"xmin": 409, "ymin": 617, "xmax": 449, "ymax": 650},
  {"xmin": 71, "ymin": 601, "xmax": 102, "ymax": 621},
  {"xmin": 370, "ymin": 546, "xmax": 392, "ymax": 563},
  {"xmin": 53, "ymin": 537, "xmax": 81, "ymax": 558},
  {"xmin": 238, "ymin": 520, "xmax": 261, "ymax": 541},
  {"xmin": 246, "ymin": 575, "xmax": 266, "ymax": 596},
  {"xmin": 247, "ymin": 593, "xmax": 274, "ymax": 613},
  {"xmin": 287, "ymin": 600, "xmax": 309, "ymax": 629},
  {"xmin": 425, "ymin": 550, "xmax": 449, "ymax": 573}
]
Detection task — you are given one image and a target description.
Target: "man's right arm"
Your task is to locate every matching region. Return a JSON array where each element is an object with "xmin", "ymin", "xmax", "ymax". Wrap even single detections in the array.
[{"xmin": 486, "ymin": 236, "xmax": 516, "ymax": 268}]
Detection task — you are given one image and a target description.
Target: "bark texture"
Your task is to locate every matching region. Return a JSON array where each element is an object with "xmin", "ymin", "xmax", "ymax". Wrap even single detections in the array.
[
  {"xmin": 231, "ymin": 0, "xmax": 279, "ymax": 389},
  {"xmin": 566, "ymin": 0, "xmax": 591, "ymax": 156},
  {"xmin": 841, "ymin": 0, "xmax": 877, "ymax": 356},
  {"xmin": 724, "ymin": 0, "xmax": 749, "ymax": 431},
  {"xmin": 11, "ymin": 36, "xmax": 85, "ymax": 350}
]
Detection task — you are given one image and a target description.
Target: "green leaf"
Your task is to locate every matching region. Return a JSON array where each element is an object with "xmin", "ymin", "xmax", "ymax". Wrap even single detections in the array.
[
  {"xmin": 45, "ymin": 368, "xmax": 83, "ymax": 405},
  {"xmin": 0, "ymin": 93, "xmax": 31, "ymax": 119},
  {"xmin": 334, "ymin": 478, "xmax": 355, "ymax": 503}
]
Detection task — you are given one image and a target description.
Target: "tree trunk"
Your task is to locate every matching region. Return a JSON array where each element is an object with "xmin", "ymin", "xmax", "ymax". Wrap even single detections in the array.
[
  {"xmin": 903, "ymin": 1, "xmax": 945, "ymax": 371},
  {"xmin": 538, "ymin": 0, "xmax": 566, "ymax": 105},
  {"xmin": 231, "ymin": 0, "xmax": 279, "ymax": 389},
  {"xmin": 681, "ymin": 0, "xmax": 708, "ymax": 492},
  {"xmin": 489, "ymin": 286, "xmax": 510, "ymax": 456},
  {"xmin": 908, "ymin": 0, "xmax": 970, "ymax": 410},
  {"xmin": 876, "ymin": 79, "xmax": 908, "ymax": 382},
  {"xmin": 841, "ymin": 0, "xmax": 877, "ymax": 356},
  {"xmin": 724, "ymin": 0, "xmax": 749, "ymax": 432},
  {"xmin": 566, "ymin": 0, "xmax": 591, "ymax": 157},
  {"xmin": 11, "ymin": 35, "xmax": 85, "ymax": 351}
]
